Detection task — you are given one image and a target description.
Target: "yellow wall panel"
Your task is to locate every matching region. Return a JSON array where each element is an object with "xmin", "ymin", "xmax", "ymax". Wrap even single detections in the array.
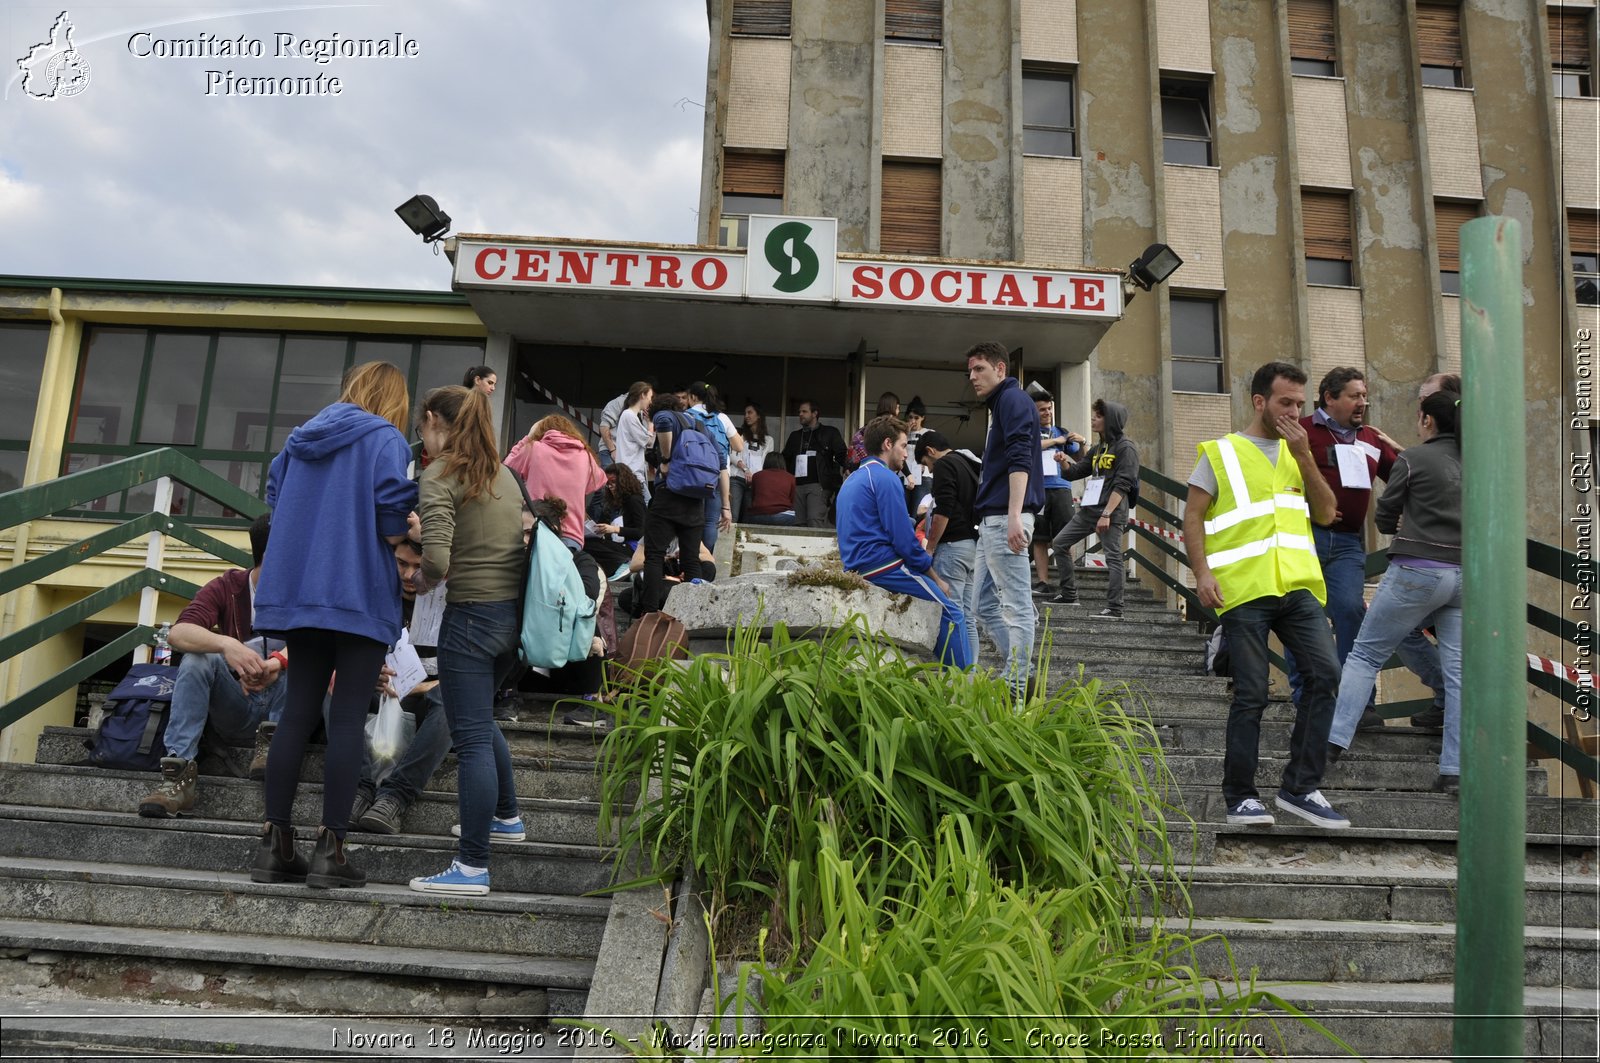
[
  {"xmin": 1440, "ymin": 293, "xmax": 1462, "ymax": 375},
  {"xmin": 1560, "ymin": 98, "xmax": 1600, "ymax": 210},
  {"xmin": 1021, "ymin": 0, "xmax": 1078, "ymax": 63},
  {"xmin": 1293, "ymin": 77, "xmax": 1353, "ymax": 189},
  {"xmin": 883, "ymin": 44, "xmax": 944, "ymax": 159},
  {"xmin": 1156, "ymin": 0, "xmax": 1213, "ymax": 73},
  {"xmin": 1022, "ymin": 156, "xmax": 1083, "ymax": 266},
  {"xmin": 1307, "ymin": 285, "xmax": 1366, "ymax": 386},
  {"xmin": 1423, "ymin": 88, "xmax": 1484, "ymax": 200},
  {"xmin": 1163, "ymin": 165, "xmax": 1224, "ymax": 288},
  {"xmin": 1171, "ymin": 392, "xmax": 1234, "ymax": 474},
  {"xmin": 726, "ymin": 38, "xmax": 791, "ymax": 150}
]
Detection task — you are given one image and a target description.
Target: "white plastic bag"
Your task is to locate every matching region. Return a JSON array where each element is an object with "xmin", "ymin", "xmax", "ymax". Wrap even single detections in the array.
[{"xmin": 366, "ymin": 694, "xmax": 409, "ymax": 764}]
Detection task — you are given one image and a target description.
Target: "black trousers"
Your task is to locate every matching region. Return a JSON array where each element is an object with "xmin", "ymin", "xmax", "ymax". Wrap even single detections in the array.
[{"xmin": 641, "ymin": 488, "xmax": 704, "ymax": 613}]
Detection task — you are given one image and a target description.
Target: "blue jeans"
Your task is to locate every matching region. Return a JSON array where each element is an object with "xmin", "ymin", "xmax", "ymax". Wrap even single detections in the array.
[
  {"xmin": 703, "ymin": 492, "xmax": 721, "ymax": 550},
  {"xmin": 932, "ymin": 539, "xmax": 980, "ymax": 664},
  {"xmin": 867, "ymin": 566, "xmax": 973, "ymax": 669},
  {"xmin": 745, "ymin": 511, "xmax": 797, "ymax": 526},
  {"xmin": 977, "ymin": 513, "xmax": 1036, "ymax": 694},
  {"xmin": 165, "ymin": 651, "xmax": 287, "ymax": 760},
  {"xmin": 1329, "ymin": 563, "xmax": 1463, "ymax": 774},
  {"xmin": 360, "ymin": 683, "xmax": 452, "ymax": 807},
  {"xmin": 437, "ymin": 601, "xmax": 522, "ymax": 866},
  {"xmin": 1221, "ymin": 589, "xmax": 1340, "ymax": 804}
]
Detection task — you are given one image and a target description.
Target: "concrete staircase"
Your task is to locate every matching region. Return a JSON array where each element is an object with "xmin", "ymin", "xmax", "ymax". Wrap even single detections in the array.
[
  {"xmin": 0, "ymin": 698, "xmax": 619, "ymax": 1058},
  {"xmin": 1030, "ymin": 569, "xmax": 1600, "ymax": 1060}
]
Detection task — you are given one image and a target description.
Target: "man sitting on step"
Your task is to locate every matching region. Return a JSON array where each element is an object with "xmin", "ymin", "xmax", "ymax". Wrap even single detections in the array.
[
  {"xmin": 1184, "ymin": 362, "xmax": 1351, "ymax": 831},
  {"xmin": 140, "ymin": 514, "xmax": 285, "ymax": 818}
]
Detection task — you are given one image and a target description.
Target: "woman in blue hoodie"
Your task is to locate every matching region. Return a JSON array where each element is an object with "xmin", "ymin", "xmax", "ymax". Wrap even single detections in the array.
[{"xmin": 251, "ymin": 361, "xmax": 417, "ymax": 889}]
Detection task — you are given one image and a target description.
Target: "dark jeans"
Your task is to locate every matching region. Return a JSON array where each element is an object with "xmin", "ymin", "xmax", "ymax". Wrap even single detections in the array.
[
  {"xmin": 437, "ymin": 600, "xmax": 522, "ymax": 866},
  {"xmin": 360, "ymin": 683, "xmax": 452, "ymax": 807},
  {"xmin": 642, "ymin": 488, "xmax": 704, "ymax": 613},
  {"xmin": 265, "ymin": 628, "xmax": 387, "ymax": 838},
  {"xmin": 1220, "ymin": 589, "xmax": 1340, "ymax": 805},
  {"xmin": 1052, "ymin": 503, "xmax": 1128, "ymax": 609}
]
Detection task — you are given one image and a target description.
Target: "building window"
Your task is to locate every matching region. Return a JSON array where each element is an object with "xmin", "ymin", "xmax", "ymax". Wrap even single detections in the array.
[
  {"xmin": 1288, "ymin": 0, "xmax": 1338, "ymax": 77},
  {"xmin": 1022, "ymin": 67, "xmax": 1077, "ymax": 157},
  {"xmin": 1434, "ymin": 200, "xmax": 1480, "ymax": 296},
  {"xmin": 1302, "ymin": 189, "xmax": 1354, "ymax": 286},
  {"xmin": 719, "ymin": 150, "xmax": 785, "ymax": 248},
  {"xmin": 885, "ymin": 0, "xmax": 941, "ymax": 44},
  {"xmin": 1160, "ymin": 77, "xmax": 1213, "ymax": 166},
  {"xmin": 731, "ymin": 0, "xmax": 790, "ymax": 37},
  {"xmin": 1550, "ymin": 8, "xmax": 1595, "ymax": 98},
  {"xmin": 0, "ymin": 323, "xmax": 50, "ymax": 493},
  {"xmin": 1417, "ymin": 2, "xmax": 1465, "ymax": 87},
  {"xmin": 1572, "ymin": 211, "xmax": 1600, "ymax": 306},
  {"xmin": 63, "ymin": 327, "xmax": 484, "ymax": 521},
  {"xmin": 881, "ymin": 159, "xmax": 942, "ymax": 256},
  {"xmin": 1170, "ymin": 296, "xmax": 1224, "ymax": 393}
]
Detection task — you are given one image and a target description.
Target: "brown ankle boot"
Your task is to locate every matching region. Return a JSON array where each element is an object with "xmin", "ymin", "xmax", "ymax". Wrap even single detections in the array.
[
  {"xmin": 306, "ymin": 827, "xmax": 366, "ymax": 889},
  {"xmin": 138, "ymin": 757, "xmax": 197, "ymax": 818},
  {"xmin": 247, "ymin": 721, "xmax": 276, "ymax": 780},
  {"xmin": 250, "ymin": 822, "xmax": 308, "ymax": 883}
]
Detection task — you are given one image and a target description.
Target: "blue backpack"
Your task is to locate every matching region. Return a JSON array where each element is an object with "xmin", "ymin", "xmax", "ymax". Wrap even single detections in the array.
[
  {"xmin": 665, "ymin": 412, "xmax": 722, "ymax": 498},
  {"xmin": 520, "ymin": 522, "xmax": 599, "ymax": 669},
  {"xmin": 687, "ymin": 408, "xmax": 731, "ymax": 463},
  {"xmin": 88, "ymin": 663, "xmax": 177, "ymax": 771}
]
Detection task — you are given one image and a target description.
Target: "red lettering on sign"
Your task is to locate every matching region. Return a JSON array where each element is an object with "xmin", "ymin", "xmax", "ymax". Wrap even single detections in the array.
[
  {"xmin": 1033, "ymin": 275, "xmax": 1067, "ymax": 309},
  {"xmin": 1071, "ymin": 277, "xmax": 1106, "ymax": 311},
  {"xmin": 888, "ymin": 268, "xmax": 925, "ymax": 301},
  {"xmin": 606, "ymin": 253, "xmax": 640, "ymax": 286},
  {"xmin": 513, "ymin": 248, "xmax": 549, "ymax": 282},
  {"xmin": 645, "ymin": 255, "xmax": 683, "ymax": 289},
  {"xmin": 965, "ymin": 271, "xmax": 988, "ymax": 305},
  {"xmin": 474, "ymin": 247, "xmax": 506, "ymax": 281},
  {"xmin": 691, "ymin": 257, "xmax": 728, "ymax": 291},
  {"xmin": 994, "ymin": 273, "xmax": 1027, "ymax": 307},
  {"xmin": 930, "ymin": 270, "xmax": 962, "ymax": 304},
  {"xmin": 557, "ymin": 250, "xmax": 597, "ymax": 285},
  {"xmin": 852, "ymin": 265, "xmax": 884, "ymax": 299}
]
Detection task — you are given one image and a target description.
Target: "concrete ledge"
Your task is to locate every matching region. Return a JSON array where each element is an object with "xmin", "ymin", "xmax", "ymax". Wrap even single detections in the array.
[
  {"xmin": 578, "ymin": 884, "xmax": 671, "ymax": 1062},
  {"xmin": 653, "ymin": 864, "xmax": 709, "ymax": 1038},
  {"xmin": 663, "ymin": 572, "xmax": 941, "ymax": 654}
]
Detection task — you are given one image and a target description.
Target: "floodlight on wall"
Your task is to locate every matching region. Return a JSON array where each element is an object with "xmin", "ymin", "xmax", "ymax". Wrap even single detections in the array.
[
  {"xmin": 395, "ymin": 194, "xmax": 452, "ymax": 244},
  {"xmin": 1128, "ymin": 243, "xmax": 1184, "ymax": 291}
]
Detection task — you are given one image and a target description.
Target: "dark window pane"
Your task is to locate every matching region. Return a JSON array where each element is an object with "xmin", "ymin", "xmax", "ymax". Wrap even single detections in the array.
[
  {"xmin": 182, "ymin": 458, "xmax": 263, "ymax": 519},
  {"xmin": 0, "ymin": 323, "xmax": 50, "ymax": 443},
  {"xmin": 1440, "ymin": 270, "xmax": 1461, "ymax": 296},
  {"xmin": 1022, "ymin": 75, "xmax": 1072, "ymax": 130},
  {"xmin": 352, "ymin": 340, "xmax": 415, "ymax": 377},
  {"xmin": 1173, "ymin": 359, "xmax": 1224, "ymax": 393},
  {"xmin": 1163, "ymin": 136, "xmax": 1212, "ymax": 166},
  {"xmin": 1553, "ymin": 71, "xmax": 1591, "ymax": 97},
  {"xmin": 1161, "ymin": 96, "xmax": 1209, "ymax": 138},
  {"xmin": 1291, "ymin": 58, "xmax": 1338, "ymax": 77},
  {"xmin": 61, "ymin": 451, "xmax": 120, "ymax": 513},
  {"xmin": 722, "ymin": 193, "xmax": 783, "ymax": 215},
  {"xmin": 204, "ymin": 334, "xmax": 279, "ymax": 451},
  {"xmin": 272, "ymin": 336, "xmax": 347, "ymax": 448},
  {"xmin": 1574, "ymin": 252, "xmax": 1599, "ymax": 274},
  {"xmin": 418, "ymin": 341, "xmax": 485, "ymax": 403},
  {"xmin": 1577, "ymin": 277, "xmax": 1600, "ymax": 306},
  {"xmin": 1170, "ymin": 297, "xmax": 1220, "ymax": 360},
  {"xmin": 0, "ymin": 448, "xmax": 25, "ymax": 494},
  {"xmin": 1306, "ymin": 258, "xmax": 1354, "ymax": 285},
  {"xmin": 136, "ymin": 333, "xmax": 208, "ymax": 445},
  {"xmin": 1420, "ymin": 65, "xmax": 1462, "ymax": 87},
  {"xmin": 73, "ymin": 328, "xmax": 144, "ymax": 445},
  {"xmin": 1023, "ymin": 128, "xmax": 1075, "ymax": 157}
]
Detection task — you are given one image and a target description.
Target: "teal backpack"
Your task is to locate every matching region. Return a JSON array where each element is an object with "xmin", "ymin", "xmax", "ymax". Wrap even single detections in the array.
[{"xmin": 517, "ymin": 503, "xmax": 598, "ymax": 670}]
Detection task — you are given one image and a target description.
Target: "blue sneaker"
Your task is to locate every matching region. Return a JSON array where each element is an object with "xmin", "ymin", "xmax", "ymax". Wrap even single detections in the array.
[
  {"xmin": 409, "ymin": 861, "xmax": 490, "ymax": 896},
  {"xmin": 451, "ymin": 818, "xmax": 526, "ymax": 842},
  {"xmin": 1274, "ymin": 789, "xmax": 1351, "ymax": 829},
  {"xmin": 1225, "ymin": 798, "xmax": 1275, "ymax": 826}
]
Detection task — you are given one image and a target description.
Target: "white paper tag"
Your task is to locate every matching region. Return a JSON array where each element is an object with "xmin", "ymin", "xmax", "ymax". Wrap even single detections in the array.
[
  {"xmin": 795, "ymin": 451, "xmax": 813, "ymax": 479},
  {"xmin": 385, "ymin": 629, "xmax": 427, "ymax": 700},
  {"xmin": 1081, "ymin": 477, "xmax": 1106, "ymax": 507},
  {"xmin": 1040, "ymin": 438, "xmax": 1054, "ymax": 478},
  {"xmin": 409, "ymin": 582, "xmax": 447, "ymax": 647},
  {"xmin": 1334, "ymin": 444, "xmax": 1372, "ymax": 489}
]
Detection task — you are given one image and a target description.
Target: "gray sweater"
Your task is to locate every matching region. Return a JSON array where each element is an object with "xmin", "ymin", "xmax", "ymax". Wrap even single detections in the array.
[{"xmin": 1375, "ymin": 433, "xmax": 1461, "ymax": 564}]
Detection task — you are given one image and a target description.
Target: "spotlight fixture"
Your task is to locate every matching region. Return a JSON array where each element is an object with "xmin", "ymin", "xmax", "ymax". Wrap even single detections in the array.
[
  {"xmin": 395, "ymin": 194, "xmax": 452, "ymax": 244},
  {"xmin": 1128, "ymin": 242, "xmax": 1184, "ymax": 290}
]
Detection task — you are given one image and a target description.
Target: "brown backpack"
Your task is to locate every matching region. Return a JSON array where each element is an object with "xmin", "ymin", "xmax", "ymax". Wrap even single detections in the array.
[{"xmin": 609, "ymin": 611, "xmax": 690, "ymax": 688}]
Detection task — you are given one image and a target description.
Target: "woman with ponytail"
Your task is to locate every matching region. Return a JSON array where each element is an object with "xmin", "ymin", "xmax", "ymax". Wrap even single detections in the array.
[
  {"xmin": 1327, "ymin": 390, "xmax": 1464, "ymax": 791},
  {"xmin": 408, "ymin": 385, "xmax": 527, "ymax": 895}
]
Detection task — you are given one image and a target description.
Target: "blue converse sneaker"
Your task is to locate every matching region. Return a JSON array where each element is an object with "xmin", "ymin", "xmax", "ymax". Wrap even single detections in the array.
[
  {"xmin": 409, "ymin": 861, "xmax": 490, "ymax": 896},
  {"xmin": 1274, "ymin": 788, "xmax": 1351, "ymax": 829},
  {"xmin": 1225, "ymin": 798, "xmax": 1275, "ymax": 826},
  {"xmin": 451, "ymin": 817, "xmax": 526, "ymax": 842}
]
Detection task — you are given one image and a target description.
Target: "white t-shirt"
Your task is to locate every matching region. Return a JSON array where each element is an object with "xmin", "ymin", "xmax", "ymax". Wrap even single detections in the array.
[
  {"xmin": 1188, "ymin": 433, "xmax": 1281, "ymax": 496},
  {"xmin": 613, "ymin": 407, "xmax": 654, "ymax": 482},
  {"xmin": 734, "ymin": 433, "xmax": 775, "ymax": 481}
]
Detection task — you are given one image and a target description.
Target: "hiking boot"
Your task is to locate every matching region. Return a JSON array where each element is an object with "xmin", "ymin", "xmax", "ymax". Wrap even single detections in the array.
[
  {"xmin": 1433, "ymin": 773, "xmax": 1461, "ymax": 795},
  {"xmin": 349, "ymin": 786, "xmax": 375, "ymax": 826},
  {"xmin": 1356, "ymin": 708, "xmax": 1387, "ymax": 732},
  {"xmin": 306, "ymin": 828, "xmax": 366, "ymax": 889},
  {"xmin": 1274, "ymin": 788, "xmax": 1351, "ymax": 829},
  {"xmin": 249, "ymin": 822, "xmax": 308, "ymax": 883},
  {"xmin": 1411, "ymin": 705, "xmax": 1445, "ymax": 731},
  {"xmin": 355, "ymin": 792, "xmax": 407, "ymax": 835},
  {"xmin": 138, "ymin": 757, "xmax": 197, "ymax": 818},
  {"xmin": 247, "ymin": 721, "xmax": 276, "ymax": 781}
]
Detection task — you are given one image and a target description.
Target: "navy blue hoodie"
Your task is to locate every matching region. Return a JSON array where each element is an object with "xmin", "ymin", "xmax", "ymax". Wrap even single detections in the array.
[
  {"xmin": 256, "ymin": 402, "xmax": 418, "ymax": 645},
  {"xmin": 975, "ymin": 377, "xmax": 1045, "ymax": 518}
]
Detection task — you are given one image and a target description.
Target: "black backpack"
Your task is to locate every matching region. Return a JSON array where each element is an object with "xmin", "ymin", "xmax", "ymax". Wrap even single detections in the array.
[{"xmin": 87, "ymin": 663, "xmax": 178, "ymax": 771}]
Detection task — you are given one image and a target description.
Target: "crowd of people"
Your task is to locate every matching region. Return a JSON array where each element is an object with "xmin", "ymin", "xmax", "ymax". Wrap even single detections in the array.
[{"xmin": 132, "ymin": 350, "xmax": 1462, "ymax": 891}]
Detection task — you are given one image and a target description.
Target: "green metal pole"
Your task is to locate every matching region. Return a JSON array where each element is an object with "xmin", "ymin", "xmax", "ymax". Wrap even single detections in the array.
[{"xmin": 1454, "ymin": 215, "xmax": 1527, "ymax": 1061}]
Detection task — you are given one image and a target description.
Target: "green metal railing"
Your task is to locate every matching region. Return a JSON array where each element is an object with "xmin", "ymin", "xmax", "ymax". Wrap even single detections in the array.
[
  {"xmin": 1125, "ymin": 463, "xmax": 1598, "ymax": 788},
  {"xmin": 0, "ymin": 448, "xmax": 267, "ymax": 731}
]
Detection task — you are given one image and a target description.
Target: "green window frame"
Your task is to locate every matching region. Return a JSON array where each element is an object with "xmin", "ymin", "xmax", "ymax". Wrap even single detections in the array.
[{"xmin": 62, "ymin": 325, "xmax": 484, "ymax": 524}]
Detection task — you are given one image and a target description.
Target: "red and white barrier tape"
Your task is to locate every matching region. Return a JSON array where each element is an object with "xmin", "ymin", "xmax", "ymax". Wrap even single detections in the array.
[
  {"xmin": 1131, "ymin": 517, "xmax": 1184, "ymax": 543},
  {"xmin": 524, "ymin": 375, "xmax": 602, "ymax": 437},
  {"xmin": 1528, "ymin": 652, "xmax": 1592, "ymax": 688}
]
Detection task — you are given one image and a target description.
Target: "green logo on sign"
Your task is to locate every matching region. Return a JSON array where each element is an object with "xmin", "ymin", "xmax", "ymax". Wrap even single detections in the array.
[{"xmin": 764, "ymin": 221, "xmax": 820, "ymax": 293}]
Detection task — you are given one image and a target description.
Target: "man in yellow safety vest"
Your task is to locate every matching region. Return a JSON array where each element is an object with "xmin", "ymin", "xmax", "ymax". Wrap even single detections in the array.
[{"xmin": 1183, "ymin": 362, "xmax": 1351, "ymax": 830}]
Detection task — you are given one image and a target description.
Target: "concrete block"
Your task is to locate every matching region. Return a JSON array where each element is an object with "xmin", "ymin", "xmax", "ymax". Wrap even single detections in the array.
[
  {"xmin": 653, "ymin": 866, "xmax": 709, "ymax": 1037},
  {"xmin": 578, "ymin": 884, "xmax": 671, "ymax": 1062},
  {"xmin": 664, "ymin": 572, "xmax": 942, "ymax": 655}
]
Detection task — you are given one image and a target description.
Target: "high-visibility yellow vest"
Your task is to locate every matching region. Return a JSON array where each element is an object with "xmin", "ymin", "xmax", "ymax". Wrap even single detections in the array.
[{"xmin": 1197, "ymin": 433, "xmax": 1325, "ymax": 613}]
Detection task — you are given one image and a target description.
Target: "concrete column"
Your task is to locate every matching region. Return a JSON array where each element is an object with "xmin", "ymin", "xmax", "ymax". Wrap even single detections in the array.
[
  {"xmin": 942, "ymin": 0, "xmax": 1021, "ymax": 260},
  {"xmin": 698, "ymin": 0, "xmax": 733, "ymax": 244},
  {"xmin": 787, "ymin": 0, "xmax": 878, "ymax": 251}
]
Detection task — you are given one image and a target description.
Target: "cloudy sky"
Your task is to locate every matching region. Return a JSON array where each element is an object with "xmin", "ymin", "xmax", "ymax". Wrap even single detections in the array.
[{"xmin": 1, "ymin": 0, "xmax": 709, "ymax": 290}]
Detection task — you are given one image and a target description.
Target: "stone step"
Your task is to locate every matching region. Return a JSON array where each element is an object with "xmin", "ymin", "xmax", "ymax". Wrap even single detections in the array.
[
  {"xmin": 987, "ymin": 651, "xmax": 1206, "ymax": 676},
  {"xmin": 1172, "ymin": 915, "xmax": 1598, "ymax": 988},
  {"xmin": 1185, "ymin": 820, "xmax": 1589, "ymax": 868},
  {"xmin": 1172, "ymin": 785, "xmax": 1593, "ymax": 836},
  {"xmin": 1040, "ymin": 612, "xmax": 1195, "ymax": 633},
  {"xmin": 0, "ymin": 855, "xmax": 611, "ymax": 959},
  {"xmin": 0, "ymin": 805, "xmax": 618, "ymax": 897},
  {"xmin": 1161, "ymin": 751, "xmax": 1549, "ymax": 797},
  {"xmin": 0, "ymin": 763, "xmax": 608, "ymax": 847},
  {"xmin": 1151, "ymin": 715, "xmax": 1455, "ymax": 758},
  {"xmin": 1155, "ymin": 863, "xmax": 1599, "ymax": 929},
  {"xmin": 1036, "ymin": 628, "xmax": 1209, "ymax": 653}
]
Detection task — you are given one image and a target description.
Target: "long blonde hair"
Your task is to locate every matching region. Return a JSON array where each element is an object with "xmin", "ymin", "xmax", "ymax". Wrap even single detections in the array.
[
  {"xmin": 529, "ymin": 414, "xmax": 598, "ymax": 460},
  {"xmin": 339, "ymin": 361, "xmax": 410, "ymax": 433},
  {"xmin": 419, "ymin": 386, "xmax": 500, "ymax": 503}
]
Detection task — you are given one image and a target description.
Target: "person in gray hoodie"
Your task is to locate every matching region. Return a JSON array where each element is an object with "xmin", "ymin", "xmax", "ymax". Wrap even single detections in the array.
[{"xmin": 1047, "ymin": 399, "xmax": 1141, "ymax": 618}]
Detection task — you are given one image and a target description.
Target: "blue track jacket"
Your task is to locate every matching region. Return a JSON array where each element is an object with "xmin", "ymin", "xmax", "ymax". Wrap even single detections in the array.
[{"xmin": 835, "ymin": 459, "xmax": 933, "ymax": 577}]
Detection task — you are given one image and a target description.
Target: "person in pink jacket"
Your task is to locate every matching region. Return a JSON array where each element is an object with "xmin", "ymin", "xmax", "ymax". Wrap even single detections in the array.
[{"xmin": 504, "ymin": 415, "xmax": 605, "ymax": 546}]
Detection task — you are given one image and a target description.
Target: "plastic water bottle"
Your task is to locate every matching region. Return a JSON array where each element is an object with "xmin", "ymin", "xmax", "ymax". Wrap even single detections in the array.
[{"xmin": 152, "ymin": 623, "xmax": 172, "ymax": 666}]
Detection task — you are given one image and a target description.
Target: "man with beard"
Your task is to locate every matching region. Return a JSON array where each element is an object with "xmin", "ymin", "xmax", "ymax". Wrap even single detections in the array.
[
  {"xmin": 781, "ymin": 399, "xmax": 847, "ymax": 527},
  {"xmin": 1185, "ymin": 362, "xmax": 1350, "ymax": 829}
]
